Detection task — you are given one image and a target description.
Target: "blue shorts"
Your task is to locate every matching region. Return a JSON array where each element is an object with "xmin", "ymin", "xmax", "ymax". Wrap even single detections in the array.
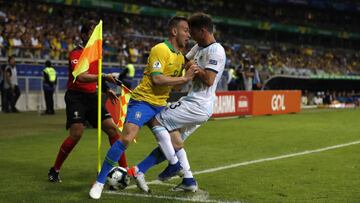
[{"xmin": 125, "ymin": 99, "xmax": 165, "ymax": 127}]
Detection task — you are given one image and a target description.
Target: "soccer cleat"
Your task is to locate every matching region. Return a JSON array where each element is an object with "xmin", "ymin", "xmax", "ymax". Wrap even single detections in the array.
[
  {"xmin": 89, "ymin": 182, "xmax": 104, "ymax": 199},
  {"xmin": 173, "ymin": 178, "xmax": 198, "ymax": 192},
  {"xmin": 158, "ymin": 161, "xmax": 183, "ymax": 181},
  {"xmin": 128, "ymin": 166, "xmax": 150, "ymax": 193},
  {"xmin": 48, "ymin": 167, "xmax": 62, "ymax": 182}
]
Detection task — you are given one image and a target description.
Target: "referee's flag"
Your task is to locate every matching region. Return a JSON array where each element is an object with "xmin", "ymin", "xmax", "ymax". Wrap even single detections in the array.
[
  {"xmin": 117, "ymin": 86, "xmax": 131, "ymax": 131},
  {"xmin": 72, "ymin": 20, "xmax": 103, "ymax": 81}
]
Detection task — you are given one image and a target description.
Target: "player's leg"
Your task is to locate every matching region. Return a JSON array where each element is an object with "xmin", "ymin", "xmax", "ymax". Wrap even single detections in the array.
[
  {"xmin": 173, "ymin": 147, "xmax": 198, "ymax": 192},
  {"xmin": 173, "ymin": 126, "xmax": 201, "ymax": 192},
  {"xmin": 133, "ymin": 120, "xmax": 187, "ymax": 177},
  {"xmin": 134, "ymin": 147, "xmax": 166, "ymax": 174},
  {"xmin": 87, "ymin": 96, "xmax": 130, "ymax": 170},
  {"xmin": 128, "ymin": 146, "xmax": 166, "ymax": 193},
  {"xmin": 102, "ymin": 117, "xmax": 128, "ymax": 168},
  {"xmin": 90, "ymin": 100, "xmax": 160, "ymax": 199},
  {"xmin": 146, "ymin": 101, "xmax": 193, "ymax": 174},
  {"xmin": 126, "ymin": 104, "xmax": 167, "ymax": 193},
  {"xmin": 154, "ymin": 100, "xmax": 208, "ymax": 181},
  {"xmin": 90, "ymin": 122, "xmax": 139, "ymax": 199},
  {"xmin": 48, "ymin": 91, "xmax": 86, "ymax": 182},
  {"xmin": 48, "ymin": 123, "xmax": 85, "ymax": 182}
]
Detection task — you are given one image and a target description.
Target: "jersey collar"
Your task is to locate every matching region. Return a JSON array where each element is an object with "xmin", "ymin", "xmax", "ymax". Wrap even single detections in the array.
[
  {"xmin": 164, "ymin": 39, "xmax": 180, "ymax": 54},
  {"xmin": 199, "ymin": 41, "xmax": 216, "ymax": 48}
]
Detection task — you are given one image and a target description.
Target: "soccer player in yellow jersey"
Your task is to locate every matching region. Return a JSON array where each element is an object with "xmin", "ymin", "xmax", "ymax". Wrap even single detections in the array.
[{"xmin": 90, "ymin": 16, "xmax": 194, "ymax": 199}]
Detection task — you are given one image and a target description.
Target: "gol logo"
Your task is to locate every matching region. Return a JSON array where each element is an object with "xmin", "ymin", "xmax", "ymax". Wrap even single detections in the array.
[{"xmin": 271, "ymin": 94, "xmax": 286, "ymax": 111}]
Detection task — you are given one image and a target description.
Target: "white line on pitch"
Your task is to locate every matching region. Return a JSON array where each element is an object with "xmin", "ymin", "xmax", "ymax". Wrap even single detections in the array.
[
  {"xmin": 109, "ymin": 140, "xmax": 360, "ymax": 202},
  {"xmin": 142, "ymin": 140, "xmax": 360, "ymax": 186},
  {"xmin": 104, "ymin": 190, "xmax": 242, "ymax": 203}
]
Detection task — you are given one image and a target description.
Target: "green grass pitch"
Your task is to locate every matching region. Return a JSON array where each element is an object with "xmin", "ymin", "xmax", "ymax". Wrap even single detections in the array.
[{"xmin": 0, "ymin": 109, "xmax": 359, "ymax": 202}]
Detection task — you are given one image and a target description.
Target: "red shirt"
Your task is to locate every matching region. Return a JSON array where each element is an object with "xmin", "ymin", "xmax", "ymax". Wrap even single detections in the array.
[{"xmin": 67, "ymin": 46, "xmax": 98, "ymax": 93}]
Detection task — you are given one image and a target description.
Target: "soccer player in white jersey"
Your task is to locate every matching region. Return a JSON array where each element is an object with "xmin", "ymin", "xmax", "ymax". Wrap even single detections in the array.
[{"xmin": 128, "ymin": 12, "xmax": 226, "ymax": 193}]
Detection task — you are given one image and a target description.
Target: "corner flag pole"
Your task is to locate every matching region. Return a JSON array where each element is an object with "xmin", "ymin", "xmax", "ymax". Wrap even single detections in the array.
[{"xmin": 97, "ymin": 58, "xmax": 102, "ymax": 173}]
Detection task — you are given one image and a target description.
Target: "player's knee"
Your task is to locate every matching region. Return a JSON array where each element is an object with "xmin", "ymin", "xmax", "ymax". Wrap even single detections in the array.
[
  {"xmin": 120, "ymin": 131, "xmax": 137, "ymax": 147},
  {"xmin": 148, "ymin": 118, "xmax": 160, "ymax": 128},
  {"xmin": 104, "ymin": 125, "xmax": 118, "ymax": 137},
  {"xmin": 69, "ymin": 123, "xmax": 84, "ymax": 141},
  {"xmin": 102, "ymin": 118, "xmax": 118, "ymax": 135},
  {"xmin": 173, "ymin": 141, "xmax": 184, "ymax": 150}
]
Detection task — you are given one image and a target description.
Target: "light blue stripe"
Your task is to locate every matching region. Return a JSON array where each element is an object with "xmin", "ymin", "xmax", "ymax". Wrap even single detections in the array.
[{"xmin": 152, "ymin": 126, "xmax": 167, "ymax": 134}]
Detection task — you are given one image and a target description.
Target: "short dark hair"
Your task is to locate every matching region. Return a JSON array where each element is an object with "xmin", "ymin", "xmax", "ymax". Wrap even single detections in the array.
[
  {"xmin": 45, "ymin": 60, "xmax": 52, "ymax": 67},
  {"xmin": 188, "ymin": 12, "xmax": 214, "ymax": 33},
  {"xmin": 81, "ymin": 19, "xmax": 96, "ymax": 35},
  {"xmin": 167, "ymin": 16, "xmax": 188, "ymax": 31}
]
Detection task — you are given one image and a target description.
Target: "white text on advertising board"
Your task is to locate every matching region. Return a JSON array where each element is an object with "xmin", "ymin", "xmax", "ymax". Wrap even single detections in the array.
[
  {"xmin": 237, "ymin": 96, "xmax": 249, "ymax": 111},
  {"xmin": 213, "ymin": 95, "xmax": 235, "ymax": 114},
  {"xmin": 271, "ymin": 94, "xmax": 286, "ymax": 111}
]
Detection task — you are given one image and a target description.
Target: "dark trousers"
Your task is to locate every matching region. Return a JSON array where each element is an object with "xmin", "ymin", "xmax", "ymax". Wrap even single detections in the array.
[
  {"xmin": 44, "ymin": 89, "xmax": 55, "ymax": 114},
  {"xmin": 3, "ymin": 85, "xmax": 20, "ymax": 112}
]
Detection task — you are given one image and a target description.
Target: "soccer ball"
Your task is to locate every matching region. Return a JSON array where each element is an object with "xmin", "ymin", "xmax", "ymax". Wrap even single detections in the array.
[{"xmin": 106, "ymin": 166, "xmax": 130, "ymax": 190}]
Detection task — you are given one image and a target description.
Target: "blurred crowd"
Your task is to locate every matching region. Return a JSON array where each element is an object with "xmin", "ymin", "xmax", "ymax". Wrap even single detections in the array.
[
  {"xmin": 132, "ymin": 0, "xmax": 360, "ymax": 32},
  {"xmin": 225, "ymin": 42, "xmax": 360, "ymax": 79},
  {"xmin": 301, "ymin": 90, "xmax": 360, "ymax": 107},
  {"xmin": 0, "ymin": 0, "xmax": 359, "ymax": 80},
  {"xmin": 0, "ymin": 0, "xmax": 168, "ymax": 65}
]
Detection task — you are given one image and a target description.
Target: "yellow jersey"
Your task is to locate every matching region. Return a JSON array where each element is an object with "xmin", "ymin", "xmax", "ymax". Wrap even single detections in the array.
[{"xmin": 131, "ymin": 40, "xmax": 185, "ymax": 106}]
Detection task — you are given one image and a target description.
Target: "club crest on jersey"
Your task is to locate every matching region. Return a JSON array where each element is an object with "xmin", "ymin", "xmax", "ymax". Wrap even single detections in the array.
[
  {"xmin": 71, "ymin": 59, "xmax": 78, "ymax": 65},
  {"xmin": 135, "ymin": 111, "xmax": 142, "ymax": 120},
  {"xmin": 73, "ymin": 111, "xmax": 81, "ymax": 119},
  {"xmin": 152, "ymin": 61, "xmax": 161, "ymax": 70},
  {"xmin": 209, "ymin": 59, "xmax": 218, "ymax": 65}
]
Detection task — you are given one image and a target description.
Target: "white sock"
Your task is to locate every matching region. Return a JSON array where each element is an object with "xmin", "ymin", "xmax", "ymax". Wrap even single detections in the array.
[
  {"xmin": 152, "ymin": 126, "xmax": 178, "ymax": 165},
  {"xmin": 176, "ymin": 148, "xmax": 193, "ymax": 178}
]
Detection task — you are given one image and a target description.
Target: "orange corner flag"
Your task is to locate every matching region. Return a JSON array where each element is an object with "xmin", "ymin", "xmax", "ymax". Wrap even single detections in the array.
[{"xmin": 72, "ymin": 20, "xmax": 103, "ymax": 82}]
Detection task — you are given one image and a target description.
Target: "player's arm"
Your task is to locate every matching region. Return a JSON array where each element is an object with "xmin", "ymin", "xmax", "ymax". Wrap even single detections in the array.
[
  {"xmin": 76, "ymin": 72, "xmax": 118, "ymax": 102},
  {"xmin": 69, "ymin": 52, "xmax": 116, "ymax": 84},
  {"xmin": 151, "ymin": 70, "xmax": 194, "ymax": 86},
  {"xmin": 193, "ymin": 65, "xmax": 217, "ymax": 87},
  {"xmin": 149, "ymin": 46, "xmax": 194, "ymax": 86},
  {"xmin": 76, "ymin": 72, "xmax": 116, "ymax": 84},
  {"xmin": 183, "ymin": 44, "xmax": 199, "ymax": 71},
  {"xmin": 193, "ymin": 53, "xmax": 223, "ymax": 87}
]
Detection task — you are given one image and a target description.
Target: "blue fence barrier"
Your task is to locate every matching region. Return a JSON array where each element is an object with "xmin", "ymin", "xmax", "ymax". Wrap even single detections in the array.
[{"xmin": 16, "ymin": 64, "xmax": 144, "ymax": 91}]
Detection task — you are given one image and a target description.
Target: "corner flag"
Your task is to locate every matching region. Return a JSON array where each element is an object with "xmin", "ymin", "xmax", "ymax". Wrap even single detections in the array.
[
  {"xmin": 72, "ymin": 20, "xmax": 103, "ymax": 81},
  {"xmin": 117, "ymin": 86, "xmax": 131, "ymax": 132}
]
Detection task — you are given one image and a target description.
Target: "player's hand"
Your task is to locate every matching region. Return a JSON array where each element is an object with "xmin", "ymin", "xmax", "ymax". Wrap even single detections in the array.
[
  {"xmin": 184, "ymin": 60, "xmax": 195, "ymax": 70},
  {"xmin": 193, "ymin": 65, "xmax": 203, "ymax": 75},
  {"xmin": 102, "ymin": 73, "xmax": 117, "ymax": 84},
  {"xmin": 106, "ymin": 89, "xmax": 118, "ymax": 104},
  {"xmin": 184, "ymin": 64, "xmax": 196, "ymax": 81}
]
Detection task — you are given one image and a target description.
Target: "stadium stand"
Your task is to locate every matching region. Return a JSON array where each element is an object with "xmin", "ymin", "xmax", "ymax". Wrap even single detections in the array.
[{"xmin": 0, "ymin": 0, "xmax": 360, "ymax": 110}]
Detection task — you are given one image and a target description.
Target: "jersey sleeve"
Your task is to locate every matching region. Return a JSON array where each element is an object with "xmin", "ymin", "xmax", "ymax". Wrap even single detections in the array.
[
  {"xmin": 185, "ymin": 44, "xmax": 199, "ymax": 60},
  {"xmin": 205, "ymin": 46, "xmax": 226, "ymax": 74},
  {"xmin": 148, "ymin": 45, "xmax": 168, "ymax": 76}
]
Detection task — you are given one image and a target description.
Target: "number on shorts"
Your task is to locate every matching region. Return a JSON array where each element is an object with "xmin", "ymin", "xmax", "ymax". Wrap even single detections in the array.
[{"xmin": 169, "ymin": 101, "xmax": 181, "ymax": 109}]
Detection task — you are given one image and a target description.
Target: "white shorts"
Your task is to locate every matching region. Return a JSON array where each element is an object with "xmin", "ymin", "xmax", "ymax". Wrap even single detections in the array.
[{"xmin": 155, "ymin": 98, "xmax": 210, "ymax": 141}]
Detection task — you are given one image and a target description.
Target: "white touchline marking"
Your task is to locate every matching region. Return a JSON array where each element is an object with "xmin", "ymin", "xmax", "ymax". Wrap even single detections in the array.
[
  {"xmin": 193, "ymin": 140, "xmax": 360, "ymax": 175},
  {"xmin": 108, "ymin": 140, "xmax": 360, "ymax": 202},
  {"xmin": 134, "ymin": 140, "xmax": 360, "ymax": 187},
  {"xmin": 104, "ymin": 190, "xmax": 242, "ymax": 203}
]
